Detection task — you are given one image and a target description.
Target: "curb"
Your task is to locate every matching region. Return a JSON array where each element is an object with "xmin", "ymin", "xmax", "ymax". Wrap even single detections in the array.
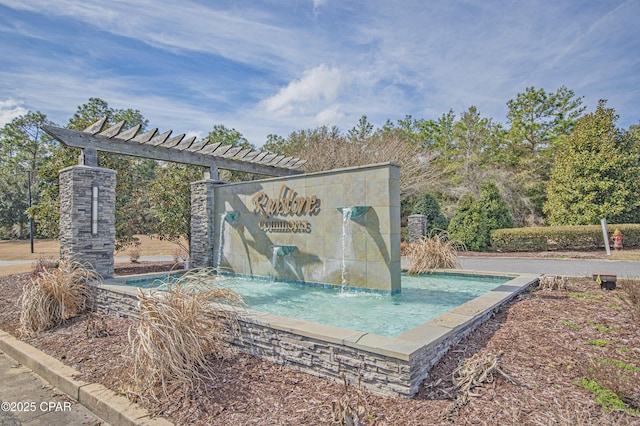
[{"xmin": 0, "ymin": 329, "xmax": 172, "ymax": 426}]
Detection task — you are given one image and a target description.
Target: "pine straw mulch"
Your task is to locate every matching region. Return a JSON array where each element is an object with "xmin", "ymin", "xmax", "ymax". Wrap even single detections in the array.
[{"xmin": 1, "ymin": 266, "xmax": 639, "ymax": 425}]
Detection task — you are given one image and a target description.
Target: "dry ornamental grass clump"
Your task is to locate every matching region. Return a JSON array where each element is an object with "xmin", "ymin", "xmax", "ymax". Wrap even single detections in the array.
[
  {"xmin": 406, "ymin": 233, "xmax": 464, "ymax": 274},
  {"xmin": 331, "ymin": 374, "xmax": 369, "ymax": 426},
  {"xmin": 539, "ymin": 274, "xmax": 569, "ymax": 291},
  {"xmin": 128, "ymin": 269, "xmax": 244, "ymax": 398},
  {"xmin": 19, "ymin": 258, "xmax": 98, "ymax": 337},
  {"xmin": 445, "ymin": 351, "xmax": 516, "ymax": 417},
  {"xmin": 127, "ymin": 247, "xmax": 141, "ymax": 263}
]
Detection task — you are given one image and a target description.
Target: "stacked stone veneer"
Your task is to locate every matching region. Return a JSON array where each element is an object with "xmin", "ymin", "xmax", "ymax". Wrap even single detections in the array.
[
  {"xmin": 230, "ymin": 317, "xmax": 414, "ymax": 396},
  {"xmin": 408, "ymin": 214, "xmax": 428, "ymax": 243},
  {"xmin": 198, "ymin": 163, "xmax": 401, "ymax": 293},
  {"xmin": 91, "ymin": 286, "xmax": 139, "ymax": 319},
  {"xmin": 92, "ymin": 275, "xmax": 534, "ymax": 397},
  {"xmin": 230, "ymin": 304, "xmax": 512, "ymax": 397},
  {"xmin": 190, "ymin": 179, "xmax": 225, "ymax": 268},
  {"xmin": 59, "ymin": 166, "xmax": 116, "ymax": 278}
]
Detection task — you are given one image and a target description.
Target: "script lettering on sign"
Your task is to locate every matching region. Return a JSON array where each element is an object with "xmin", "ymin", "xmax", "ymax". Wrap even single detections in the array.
[{"xmin": 251, "ymin": 184, "xmax": 318, "ymax": 232}]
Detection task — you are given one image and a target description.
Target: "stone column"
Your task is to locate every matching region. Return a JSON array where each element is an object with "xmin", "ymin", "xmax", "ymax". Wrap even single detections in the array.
[
  {"xmin": 190, "ymin": 179, "xmax": 224, "ymax": 268},
  {"xmin": 59, "ymin": 165, "xmax": 117, "ymax": 279},
  {"xmin": 408, "ymin": 214, "xmax": 427, "ymax": 243}
]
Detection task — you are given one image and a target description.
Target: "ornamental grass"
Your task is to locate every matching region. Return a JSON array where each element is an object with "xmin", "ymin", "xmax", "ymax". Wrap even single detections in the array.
[
  {"xmin": 128, "ymin": 268, "xmax": 244, "ymax": 398},
  {"xmin": 406, "ymin": 232, "xmax": 464, "ymax": 274},
  {"xmin": 445, "ymin": 352, "xmax": 515, "ymax": 417},
  {"xmin": 19, "ymin": 258, "xmax": 98, "ymax": 337}
]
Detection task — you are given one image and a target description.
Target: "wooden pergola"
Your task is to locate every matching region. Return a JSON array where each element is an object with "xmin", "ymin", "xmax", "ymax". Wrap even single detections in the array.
[{"xmin": 43, "ymin": 117, "xmax": 306, "ymax": 179}]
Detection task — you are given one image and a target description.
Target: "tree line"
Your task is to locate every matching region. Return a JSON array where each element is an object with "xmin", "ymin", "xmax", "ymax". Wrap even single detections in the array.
[{"xmin": 1, "ymin": 88, "xmax": 638, "ymax": 251}]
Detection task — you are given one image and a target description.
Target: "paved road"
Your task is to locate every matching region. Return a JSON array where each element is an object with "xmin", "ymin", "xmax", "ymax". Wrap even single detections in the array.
[
  {"xmin": 3, "ymin": 255, "xmax": 638, "ymax": 277},
  {"xmin": 0, "ymin": 351, "xmax": 106, "ymax": 426},
  {"xmin": 459, "ymin": 256, "xmax": 640, "ymax": 277}
]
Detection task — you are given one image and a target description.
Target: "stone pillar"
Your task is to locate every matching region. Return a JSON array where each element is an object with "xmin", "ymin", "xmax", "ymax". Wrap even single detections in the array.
[
  {"xmin": 59, "ymin": 165, "xmax": 116, "ymax": 279},
  {"xmin": 190, "ymin": 179, "xmax": 224, "ymax": 268},
  {"xmin": 408, "ymin": 214, "xmax": 427, "ymax": 243}
]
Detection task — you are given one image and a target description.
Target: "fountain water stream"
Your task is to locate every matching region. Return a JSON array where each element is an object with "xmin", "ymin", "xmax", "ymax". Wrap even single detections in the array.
[
  {"xmin": 341, "ymin": 207, "xmax": 353, "ymax": 287},
  {"xmin": 270, "ymin": 245, "xmax": 297, "ymax": 281},
  {"xmin": 215, "ymin": 213, "xmax": 227, "ymax": 271},
  {"xmin": 270, "ymin": 246, "xmax": 279, "ymax": 281},
  {"xmin": 216, "ymin": 212, "xmax": 239, "ymax": 271}
]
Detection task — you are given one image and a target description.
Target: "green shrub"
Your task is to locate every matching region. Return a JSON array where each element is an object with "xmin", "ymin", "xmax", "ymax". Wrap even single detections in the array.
[
  {"xmin": 491, "ymin": 224, "xmax": 640, "ymax": 252},
  {"xmin": 411, "ymin": 192, "xmax": 448, "ymax": 234},
  {"xmin": 449, "ymin": 194, "xmax": 490, "ymax": 251},
  {"xmin": 478, "ymin": 181, "xmax": 513, "ymax": 230},
  {"xmin": 449, "ymin": 183, "xmax": 514, "ymax": 251}
]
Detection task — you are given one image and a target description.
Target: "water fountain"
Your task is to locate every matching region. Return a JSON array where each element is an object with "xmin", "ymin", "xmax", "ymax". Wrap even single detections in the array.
[
  {"xmin": 270, "ymin": 245, "xmax": 297, "ymax": 280},
  {"xmin": 337, "ymin": 206, "xmax": 370, "ymax": 287},
  {"xmin": 336, "ymin": 206, "xmax": 370, "ymax": 219},
  {"xmin": 101, "ymin": 163, "xmax": 537, "ymax": 398},
  {"xmin": 215, "ymin": 212, "xmax": 239, "ymax": 271}
]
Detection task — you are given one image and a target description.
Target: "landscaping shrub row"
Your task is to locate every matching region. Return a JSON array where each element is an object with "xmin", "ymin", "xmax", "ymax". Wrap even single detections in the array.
[{"xmin": 491, "ymin": 224, "xmax": 640, "ymax": 252}]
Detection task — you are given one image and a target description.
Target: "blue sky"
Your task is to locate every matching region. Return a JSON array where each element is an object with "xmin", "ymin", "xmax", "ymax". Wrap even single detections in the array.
[{"xmin": 1, "ymin": 0, "xmax": 638, "ymax": 146}]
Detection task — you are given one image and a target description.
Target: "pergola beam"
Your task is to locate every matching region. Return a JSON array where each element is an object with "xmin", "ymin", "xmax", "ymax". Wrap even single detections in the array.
[{"xmin": 43, "ymin": 122, "xmax": 305, "ymax": 177}]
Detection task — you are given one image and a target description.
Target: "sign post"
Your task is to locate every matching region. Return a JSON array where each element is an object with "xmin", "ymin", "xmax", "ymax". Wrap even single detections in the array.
[{"xmin": 601, "ymin": 218, "xmax": 611, "ymax": 256}]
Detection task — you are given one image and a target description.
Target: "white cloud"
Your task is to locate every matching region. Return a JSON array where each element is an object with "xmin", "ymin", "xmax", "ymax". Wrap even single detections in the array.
[
  {"xmin": 311, "ymin": 0, "xmax": 328, "ymax": 12},
  {"xmin": 313, "ymin": 105, "xmax": 344, "ymax": 126},
  {"xmin": 0, "ymin": 99, "xmax": 28, "ymax": 127},
  {"xmin": 0, "ymin": 0, "xmax": 316, "ymax": 70},
  {"xmin": 0, "ymin": 0, "xmax": 637, "ymax": 146},
  {"xmin": 262, "ymin": 65, "xmax": 344, "ymax": 117}
]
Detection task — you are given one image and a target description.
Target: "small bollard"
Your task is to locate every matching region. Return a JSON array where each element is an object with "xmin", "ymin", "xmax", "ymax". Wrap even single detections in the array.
[{"xmin": 592, "ymin": 272, "xmax": 617, "ymax": 290}]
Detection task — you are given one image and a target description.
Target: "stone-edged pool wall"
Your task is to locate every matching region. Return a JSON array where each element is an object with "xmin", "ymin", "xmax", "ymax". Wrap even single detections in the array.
[{"xmin": 95, "ymin": 272, "xmax": 538, "ymax": 397}]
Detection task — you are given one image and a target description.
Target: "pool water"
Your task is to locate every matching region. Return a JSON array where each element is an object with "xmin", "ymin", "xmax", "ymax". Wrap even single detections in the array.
[{"xmin": 126, "ymin": 273, "xmax": 509, "ymax": 337}]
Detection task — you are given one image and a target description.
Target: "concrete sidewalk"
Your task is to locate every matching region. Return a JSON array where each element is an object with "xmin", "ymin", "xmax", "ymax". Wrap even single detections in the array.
[
  {"xmin": 0, "ymin": 331, "xmax": 172, "ymax": 426},
  {"xmin": 0, "ymin": 351, "xmax": 105, "ymax": 426}
]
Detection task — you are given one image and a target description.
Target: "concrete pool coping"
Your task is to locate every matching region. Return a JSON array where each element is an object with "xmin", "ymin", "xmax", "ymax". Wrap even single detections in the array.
[{"xmin": 99, "ymin": 270, "xmax": 539, "ymax": 363}]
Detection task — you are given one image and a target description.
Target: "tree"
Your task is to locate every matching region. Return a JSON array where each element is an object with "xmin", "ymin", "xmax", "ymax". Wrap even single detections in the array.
[
  {"xmin": 0, "ymin": 173, "xmax": 30, "ymax": 238},
  {"xmin": 208, "ymin": 124, "xmax": 261, "ymax": 182},
  {"xmin": 506, "ymin": 86, "xmax": 585, "ymax": 158},
  {"xmin": 262, "ymin": 133, "xmax": 289, "ymax": 156},
  {"xmin": 266, "ymin": 118, "xmax": 439, "ymax": 200},
  {"xmin": 148, "ymin": 124, "xmax": 255, "ymax": 253},
  {"xmin": 544, "ymin": 101, "xmax": 640, "ymax": 225},
  {"xmin": 448, "ymin": 194, "xmax": 490, "ymax": 251},
  {"xmin": 505, "ymin": 86, "xmax": 585, "ymax": 219},
  {"xmin": 347, "ymin": 115, "xmax": 374, "ymax": 142},
  {"xmin": 32, "ymin": 98, "xmax": 154, "ymax": 249},
  {"xmin": 450, "ymin": 106, "xmax": 505, "ymax": 192},
  {"xmin": 149, "ymin": 163, "xmax": 203, "ymax": 253},
  {"xmin": 0, "ymin": 111, "xmax": 55, "ymax": 237},
  {"xmin": 411, "ymin": 193, "xmax": 449, "ymax": 234}
]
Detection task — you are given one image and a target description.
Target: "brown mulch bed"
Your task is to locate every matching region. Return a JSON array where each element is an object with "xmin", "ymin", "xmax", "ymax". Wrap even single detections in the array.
[
  {"xmin": 1, "ymin": 265, "xmax": 639, "ymax": 425},
  {"xmin": 112, "ymin": 261, "xmax": 185, "ymax": 276}
]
